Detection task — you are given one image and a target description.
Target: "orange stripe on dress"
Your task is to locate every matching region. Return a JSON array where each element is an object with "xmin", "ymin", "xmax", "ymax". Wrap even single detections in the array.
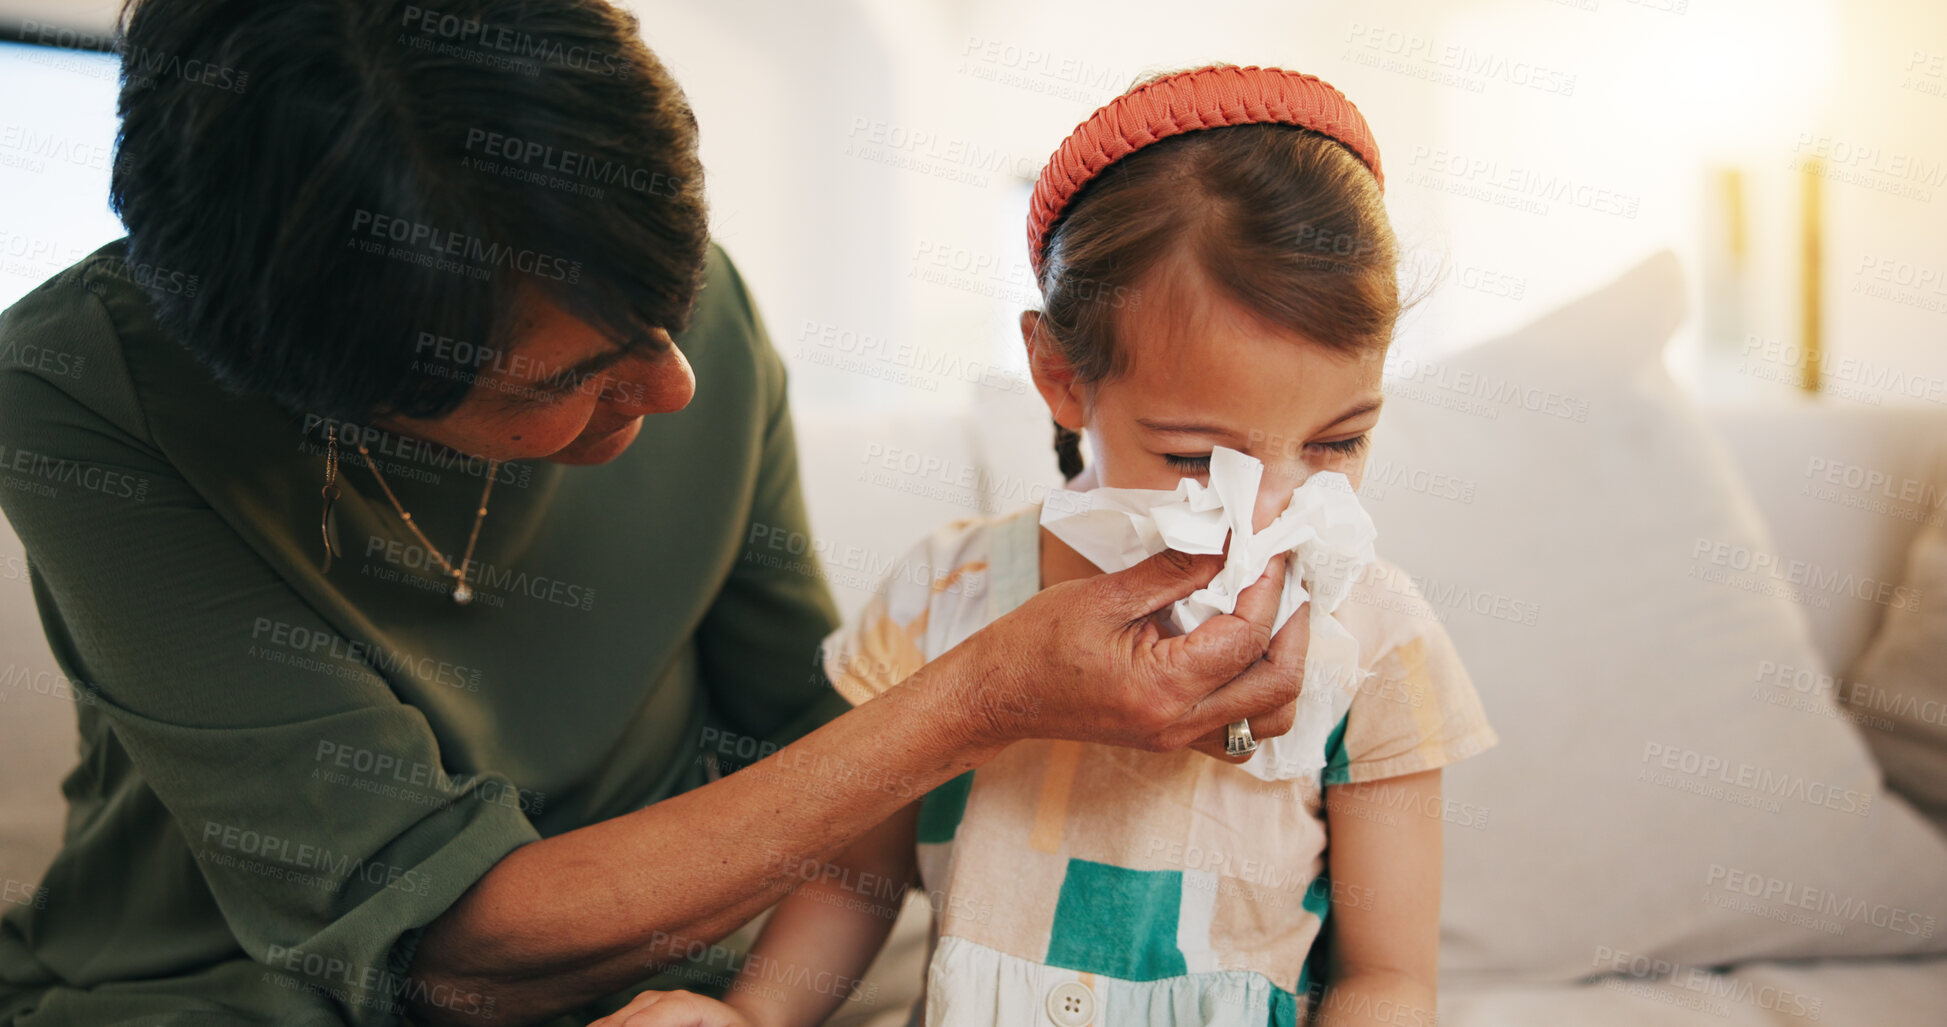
[
  {"xmin": 931, "ymin": 559, "xmax": 988, "ymax": 595},
  {"xmin": 1030, "ymin": 740, "xmax": 1084, "ymax": 853},
  {"xmin": 1396, "ymin": 635, "xmax": 1450, "ymax": 766},
  {"xmin": 837, "ymin": 608, "xmax": 930, "ymax": 698}
]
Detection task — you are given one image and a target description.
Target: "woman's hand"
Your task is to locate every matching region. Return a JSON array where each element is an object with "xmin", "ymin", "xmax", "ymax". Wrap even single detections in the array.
[
  {"xmin": 937, "ymin": 548, "xmax": 1307, "ymax": 764},
  {"xmin": 588, "ymin": 990, "xmax": 756, "ymax": 1027}
]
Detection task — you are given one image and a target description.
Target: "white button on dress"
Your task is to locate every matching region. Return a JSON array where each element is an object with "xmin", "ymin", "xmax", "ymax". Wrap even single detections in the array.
[{"xmin": 1044, "ymin": 980, "xmax": 1095, "ymax": 1026}]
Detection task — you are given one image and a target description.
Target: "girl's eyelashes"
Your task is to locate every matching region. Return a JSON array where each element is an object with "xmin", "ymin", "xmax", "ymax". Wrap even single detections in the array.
[
  {"xmin": 1311, "ymin": 434, "xmax": 1370, "ymax": 457},
  {"xmin": 1160, "ymin": 434, "xmax": 1370, "ymax": 472}
]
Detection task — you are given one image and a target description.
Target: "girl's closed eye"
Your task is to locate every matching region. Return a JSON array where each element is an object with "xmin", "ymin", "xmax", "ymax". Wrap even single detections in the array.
[
  {"xmin": 1163, "ymin": 434, "xmax": 1370, "ymax": 474},
  {"xmin": 1310, "ymin": 434, "xmax": 1371, "ymax": 458}
]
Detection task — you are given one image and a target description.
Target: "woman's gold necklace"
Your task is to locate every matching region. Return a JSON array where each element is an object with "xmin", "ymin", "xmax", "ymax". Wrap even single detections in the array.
[{"xmin": 320, "ymin": 433, "xmax": 500, "ymax": 605}]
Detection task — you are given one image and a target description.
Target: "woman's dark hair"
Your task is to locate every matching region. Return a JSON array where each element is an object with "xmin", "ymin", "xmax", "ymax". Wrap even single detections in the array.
[
  {"xmin": 110, "ymin": 0, "xmax": 709, "ymax": 422},
  {"xmin": 1034, "ymin": 75, "xmax": 1401, "ymax": 480}
]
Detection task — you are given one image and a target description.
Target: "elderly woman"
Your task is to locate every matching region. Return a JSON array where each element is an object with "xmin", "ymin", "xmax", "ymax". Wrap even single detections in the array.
[{"xmin": 0, "ymin": 2, "xmax": 1305, "ymax": 1025}]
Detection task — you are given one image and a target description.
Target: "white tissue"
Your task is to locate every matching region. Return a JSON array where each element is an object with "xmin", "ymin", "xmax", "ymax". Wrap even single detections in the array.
[{"xmin": 1040, "ymin": 446, "xmax": 1379, "ymax": 780}]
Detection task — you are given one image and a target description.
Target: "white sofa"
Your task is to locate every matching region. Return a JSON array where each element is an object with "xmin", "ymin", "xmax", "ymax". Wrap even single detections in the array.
[{"xmin": 4, "ymin": 313, "xmax": 1944, "ymax": 1024}]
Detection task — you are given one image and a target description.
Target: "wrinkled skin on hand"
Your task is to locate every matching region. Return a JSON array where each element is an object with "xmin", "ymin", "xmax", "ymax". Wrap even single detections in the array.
[{"xmin": 943, "ymin": 548, "xmax": 1308, "ymax": 764}]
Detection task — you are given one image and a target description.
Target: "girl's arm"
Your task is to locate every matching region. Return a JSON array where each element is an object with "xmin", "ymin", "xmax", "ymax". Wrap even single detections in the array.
[
  {"xmin": 724, "ymin": 800, "xmax": 924, "ymax": 1027},
  {"xmin": 1316, "ymin": 767, "xmax": 1443, "ymax": 1027}
]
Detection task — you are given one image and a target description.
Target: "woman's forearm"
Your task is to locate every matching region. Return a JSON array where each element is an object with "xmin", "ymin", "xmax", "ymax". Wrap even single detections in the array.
[{"xmin": 405, "ymin": 646, "xmax": 1004, "ymax": 1026}]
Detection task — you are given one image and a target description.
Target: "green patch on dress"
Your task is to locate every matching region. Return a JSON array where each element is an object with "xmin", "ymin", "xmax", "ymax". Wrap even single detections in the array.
[
  {"xmin": 1045, "ymin": 858, "xmax": 1188, "ymax": 980},
  {"xmin": 916, "ymin": 770, "xmax": 973, "ymax": 844},
  {"xmin": 1320, "ymin": 712, "xmax": 1352, "ymax": 786},
  {"xmin": 1268, "ymin": 984, "xmax": 1298, "ymax": 1027}
]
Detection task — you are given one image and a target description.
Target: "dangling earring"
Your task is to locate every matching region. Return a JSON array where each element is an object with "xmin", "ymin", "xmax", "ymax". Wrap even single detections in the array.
[{"xmin": 318, "ymin": 433, "xmax": 342, "ymax": 574}]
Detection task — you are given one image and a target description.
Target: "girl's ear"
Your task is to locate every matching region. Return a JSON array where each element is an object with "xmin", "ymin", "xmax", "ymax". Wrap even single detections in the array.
[{"xmin": 1020, "ymin": 310, "xmax": 1086, "ymax": 430}]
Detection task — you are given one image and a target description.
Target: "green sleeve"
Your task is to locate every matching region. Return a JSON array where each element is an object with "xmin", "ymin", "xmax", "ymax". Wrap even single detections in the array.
[
  {"xmin": 690, "ymin": 253, "xmax": 849, "ymax": 760},
  {"xmin": 0, "ymin": 286, "xmax": 539, "ymax": 1025}
]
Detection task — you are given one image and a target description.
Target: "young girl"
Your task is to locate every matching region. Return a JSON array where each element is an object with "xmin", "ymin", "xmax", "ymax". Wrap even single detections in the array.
[{"xmin": 606, "ymin": 64, "xmax": 1497, "ymax": 1027}]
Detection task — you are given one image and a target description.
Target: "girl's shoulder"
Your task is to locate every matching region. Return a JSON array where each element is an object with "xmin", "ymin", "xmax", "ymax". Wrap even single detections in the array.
[
  {"xmin": 873, "ymin": 509, "xmax": 1014, "ymax": 615},
  {"xmin": 865, "ymin": 504, "xmax": 1043, "ymax": 652},
  {"xmin": 1337, "ymin": 551, "xmax": 1457, "ymax": 671},
  {"xmin": 1329, "ymin": 552, "xmax": 1502, "ymax": 783},
  {"xmin": 821, "ymin": 507, "xmax": 1038, "ymax": 705}
]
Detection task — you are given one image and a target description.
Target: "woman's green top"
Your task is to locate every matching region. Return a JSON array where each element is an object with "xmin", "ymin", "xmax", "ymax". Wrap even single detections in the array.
[{"xmin": 0, "ymin": 240, "xmax": 851, "ymax": 1025}]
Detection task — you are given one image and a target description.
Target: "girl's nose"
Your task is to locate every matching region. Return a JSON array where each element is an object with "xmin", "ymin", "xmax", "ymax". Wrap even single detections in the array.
[{"xmin": 1251, "ymin": 466, "xmax": 1309, "ymax": 534}]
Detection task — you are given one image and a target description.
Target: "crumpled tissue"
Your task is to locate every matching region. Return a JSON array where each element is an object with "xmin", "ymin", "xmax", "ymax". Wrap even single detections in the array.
[{"xmin": 1040, "ymin": 446, "xmax": 1379, "ymax": 780}]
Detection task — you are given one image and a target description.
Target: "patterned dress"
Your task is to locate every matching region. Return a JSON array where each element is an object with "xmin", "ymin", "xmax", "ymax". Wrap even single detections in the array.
[{"xmin": 823, "ymin": 504, "xmax": 1498, "ymax": 1026}]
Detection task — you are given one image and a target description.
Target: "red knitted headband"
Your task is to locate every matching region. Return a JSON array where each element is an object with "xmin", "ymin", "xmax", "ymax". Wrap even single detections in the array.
[{"xmin": 1026, "ymin": 65, "xmax": 1384, "ymax": 279}]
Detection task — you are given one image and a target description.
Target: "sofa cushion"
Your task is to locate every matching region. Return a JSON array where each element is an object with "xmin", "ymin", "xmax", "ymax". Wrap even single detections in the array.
[
  {"xmin": 1843, "ymin": 445, "xmax": 1947, "ymax": 837},
  {"xmin": 1359, "ymin": 251, "xmax": 1947, "ymax": 982}
]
